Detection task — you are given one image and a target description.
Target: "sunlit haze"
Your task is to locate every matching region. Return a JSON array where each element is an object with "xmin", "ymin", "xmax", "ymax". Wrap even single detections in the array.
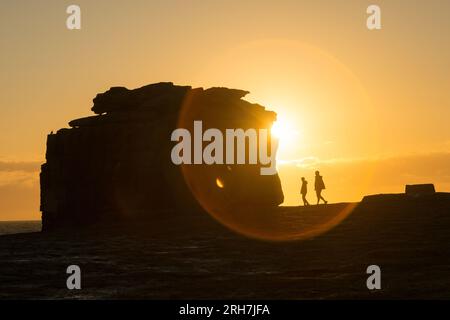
[{"xmin": 1, "ymin": 0, "xmax": 450, "ymax": 220}]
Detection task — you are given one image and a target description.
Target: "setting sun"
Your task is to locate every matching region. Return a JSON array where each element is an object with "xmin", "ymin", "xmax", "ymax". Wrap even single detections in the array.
[{"xmin": 271, "ymin": 118, "xmax": 300, "ymax": 152}]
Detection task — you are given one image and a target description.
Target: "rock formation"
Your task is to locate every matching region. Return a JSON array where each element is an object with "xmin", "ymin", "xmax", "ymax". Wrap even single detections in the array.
[
  {"xmin": 40, "ymin": 82, "xmax": 284, "ymax": 231},
  {"xmin": 405, "ymin": 184, "xmax": 435, "ymax": 197}
]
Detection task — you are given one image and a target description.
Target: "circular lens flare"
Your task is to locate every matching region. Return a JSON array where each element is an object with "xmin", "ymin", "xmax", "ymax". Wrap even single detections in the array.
[
  {"xmin": 176, "ymin": 88, "xmax": 359, "ymax": 242},
  {"xmin": 175, "ymin": 40, "xmax": 376, "ymax": 241}
]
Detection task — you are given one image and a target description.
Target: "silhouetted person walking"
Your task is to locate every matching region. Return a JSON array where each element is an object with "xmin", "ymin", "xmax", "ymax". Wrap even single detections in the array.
[
  {"xmin": 314, "ymin": 170, "xmax": 327, "ymax": 205},
  {"xmin": 300, "ymin": 177, "xmax": 310, "ymax": 206}
]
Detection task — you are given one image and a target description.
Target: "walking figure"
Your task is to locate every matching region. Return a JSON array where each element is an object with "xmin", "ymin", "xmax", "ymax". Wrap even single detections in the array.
[
  {"xmin": 300, "ymin": 177, "xmax": 310, "ymax": 206},
  {"xmin": 314, "ymin": 170, "xmax": 328, "ymax": 205}
]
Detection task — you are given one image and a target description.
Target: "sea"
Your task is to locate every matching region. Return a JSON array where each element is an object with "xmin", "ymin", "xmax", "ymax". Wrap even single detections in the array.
[{"xmin": 0, "ymin": 221, "xmax": 41, "ymax": 236}]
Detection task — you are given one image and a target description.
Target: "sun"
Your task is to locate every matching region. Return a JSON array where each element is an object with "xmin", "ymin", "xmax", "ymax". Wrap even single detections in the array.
[{"xmin": 271, "ymin": 118, "xmax": 299, "ymax": 150}]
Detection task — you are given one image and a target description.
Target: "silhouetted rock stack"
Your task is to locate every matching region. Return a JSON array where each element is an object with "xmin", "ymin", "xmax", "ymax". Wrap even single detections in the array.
[{"xmin": 40, "ymin": 82, "xmax": 284, "ymax": 231}]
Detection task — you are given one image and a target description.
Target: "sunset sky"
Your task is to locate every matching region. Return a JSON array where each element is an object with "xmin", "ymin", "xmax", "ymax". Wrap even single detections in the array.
[{"xmin": 1, "ymin": 0, "xmax": 449, "ymax": 220}]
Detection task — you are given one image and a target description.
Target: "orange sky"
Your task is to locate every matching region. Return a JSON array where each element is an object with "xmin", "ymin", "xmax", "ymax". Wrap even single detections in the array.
[{"xmin": 0, "ymin": 0, "xmax": 449, "ymax": 220}]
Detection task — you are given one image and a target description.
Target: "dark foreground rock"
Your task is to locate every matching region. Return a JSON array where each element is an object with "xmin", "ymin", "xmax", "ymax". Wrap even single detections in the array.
[
  {"xmin": 1, "ymin": 193, "xmax": 450, "ymax": 299},
  {"xmin": 40, "ymin": 83, "xmax": 283, "ymax": 232}
]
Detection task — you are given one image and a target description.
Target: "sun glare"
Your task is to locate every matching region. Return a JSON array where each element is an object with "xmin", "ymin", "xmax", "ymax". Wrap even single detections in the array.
[
  {"xmin": 216, "ymin": 177, "xmax": 224, "ymax": 188},
  {"xmin": 271, "ymin": 119, "xmax": 299, "ymax": 151}
]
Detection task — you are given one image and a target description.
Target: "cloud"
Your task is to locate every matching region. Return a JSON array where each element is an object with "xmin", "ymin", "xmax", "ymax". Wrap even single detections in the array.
[
  {"xmin": 0, "ymin": 161, "xmax": 41, "ymax": 220},
  {"xmin": 0, "ymin": 160, "xmax": 41, "ymax": 188},
  {"xmin": 278, "ymin": 156, "xmax": 320, "ymax": 167},
  {"xmin": 0, "ymin": 160, "xmax": 41, "ymax": 173},
  {"xmin": 280, "ymin": 151, "xmax": 450, "ymax": 176}
]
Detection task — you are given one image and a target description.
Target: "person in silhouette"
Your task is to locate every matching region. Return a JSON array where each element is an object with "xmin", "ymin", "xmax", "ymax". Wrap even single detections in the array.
[
  {"xmin": 300, "ymin": 177, "xmax": 310, "ymax": 206},
  {"xmin": 314, "ymin": 170, "xmax": 327, "ymax": 205}
]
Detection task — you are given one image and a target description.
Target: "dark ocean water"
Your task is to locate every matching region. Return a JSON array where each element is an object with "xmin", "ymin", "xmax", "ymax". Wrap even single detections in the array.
[
  {"xmin": 1, "ymin": 197, "xmax": 450, "ymax": 299},
  {"xmin": 0, "ymin": 221, "xmax": 41, "ymax": 235}
]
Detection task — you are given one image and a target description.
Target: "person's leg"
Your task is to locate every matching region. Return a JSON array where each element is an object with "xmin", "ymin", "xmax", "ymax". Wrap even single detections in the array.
[
  {"xmin": 319, "ymin": 192, "xmax": 327, "ymax": 204},
  {"xmin": 317, "ymin": 190, "xmax": 327, "ymax": 204},
  {"xmin": 303, "ymin": 194, "xmax": 309, "ymax": 206}
]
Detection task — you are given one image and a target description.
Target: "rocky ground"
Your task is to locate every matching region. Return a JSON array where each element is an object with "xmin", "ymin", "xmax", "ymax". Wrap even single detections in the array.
[{"xmin": 1, "ymin": 194, "xmax": 450, "ymax": 299}]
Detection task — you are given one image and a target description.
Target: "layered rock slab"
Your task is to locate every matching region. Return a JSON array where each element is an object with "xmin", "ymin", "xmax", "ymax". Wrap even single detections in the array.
[{"xmin": 40, "ymin": 82, "xmax": 284, "ymax": 231}]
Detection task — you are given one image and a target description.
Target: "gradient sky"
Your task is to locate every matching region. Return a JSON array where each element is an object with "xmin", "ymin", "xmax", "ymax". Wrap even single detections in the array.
[{"xmin": 1, "ymin": 0, "xmax": 449, "ymax": 220}]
